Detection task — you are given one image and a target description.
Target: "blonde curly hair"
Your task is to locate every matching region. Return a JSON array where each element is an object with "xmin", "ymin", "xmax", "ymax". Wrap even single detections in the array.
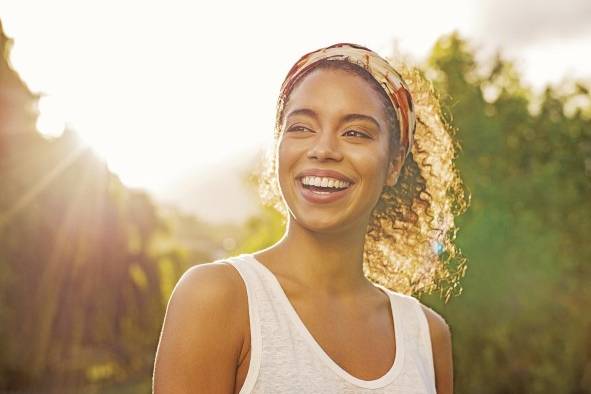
[{"xmin": 253, "ymin": 54, "xmax": 469, "ymax": 302}]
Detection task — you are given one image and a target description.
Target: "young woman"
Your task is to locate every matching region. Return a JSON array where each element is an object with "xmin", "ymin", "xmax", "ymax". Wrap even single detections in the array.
[{"xmin": 153, "ymin": 43, "xmax": 467, "ymax": 393}]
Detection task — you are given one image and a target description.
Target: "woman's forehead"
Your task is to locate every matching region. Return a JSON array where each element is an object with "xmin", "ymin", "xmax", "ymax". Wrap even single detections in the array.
[{"xmin": 284, "ymin": 68, "xmax": 384, "ymax": 115}]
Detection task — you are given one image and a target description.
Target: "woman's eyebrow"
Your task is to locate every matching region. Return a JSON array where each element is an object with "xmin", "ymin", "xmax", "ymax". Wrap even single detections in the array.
[
  {"xmin": 285, "ymin": 108, "xmax": 318, "ymax": 121},
  {"xmin": 340, "ymin": 113, "xmax": 381, "ymax": 130},
  {"xmin": 286, "ymin": 108, "xmax": 381, "ymax": 130}
]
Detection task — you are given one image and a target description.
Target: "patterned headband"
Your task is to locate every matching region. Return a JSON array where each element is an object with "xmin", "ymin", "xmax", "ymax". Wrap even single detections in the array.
[{"xmin": 278, "ymin": 42, "xmax": 416, "ymax": 159}]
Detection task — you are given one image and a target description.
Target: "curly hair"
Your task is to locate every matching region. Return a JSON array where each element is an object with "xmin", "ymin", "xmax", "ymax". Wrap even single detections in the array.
[{"xmin": 253, "ymin": 56, "xmax": 469, "ymax": 302}]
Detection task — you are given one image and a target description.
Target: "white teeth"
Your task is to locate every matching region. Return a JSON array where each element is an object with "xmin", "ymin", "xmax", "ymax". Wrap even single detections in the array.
[{"xmin": 301, "ymin": 176, "xmax": 351, "ymax": 188}]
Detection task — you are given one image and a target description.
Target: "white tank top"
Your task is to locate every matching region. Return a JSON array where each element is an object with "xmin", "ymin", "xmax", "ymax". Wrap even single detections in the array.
[{"xmin": 223, "ymin": 253, "xmax": 437, "ymax": 394}]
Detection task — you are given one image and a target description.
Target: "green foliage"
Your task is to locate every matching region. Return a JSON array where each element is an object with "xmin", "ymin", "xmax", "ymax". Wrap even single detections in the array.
[
  {"xmin": 236, "ymin": 205, "xmax": 286, "ymax": 255},
  {"xmin": 419, "ymin": 31, "xmax": 591, "ymax": 392}
]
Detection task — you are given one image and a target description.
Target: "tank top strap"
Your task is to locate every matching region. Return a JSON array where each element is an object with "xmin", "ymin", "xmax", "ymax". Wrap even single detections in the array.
[
  {"xmin": 225, "ymin": 253, "xmax": 297, "ymax": 338},
  {"xmin": 410, "ymin": 296, "xmax": 437, "ymax": 387},
  {"xmin": 219, "ymin": 254, "xmax": 265, "ymax": 394},
  {"xmin": 379, "ymin": 287, "xmax": 436, "ymax": 392}
]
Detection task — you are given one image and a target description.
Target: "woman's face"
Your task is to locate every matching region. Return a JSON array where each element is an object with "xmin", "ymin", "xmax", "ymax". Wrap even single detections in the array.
[{"xmin": 277, "ymin": 67, "xmax": 403, "ymax": 233}]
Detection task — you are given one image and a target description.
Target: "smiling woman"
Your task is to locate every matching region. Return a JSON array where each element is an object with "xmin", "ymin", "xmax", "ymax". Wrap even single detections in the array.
[
  {"xmin": 261, "ymin": 44, "xmax": 468, "ymax": 299},
  {"xmin": 153, "ymin": 43, "xmax": 468, "ymax": 394}
]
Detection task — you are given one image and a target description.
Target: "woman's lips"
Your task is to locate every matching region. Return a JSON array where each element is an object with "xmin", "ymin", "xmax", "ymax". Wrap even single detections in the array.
[{"xmin": 296, "ymin": 178, "xmax": 354, "ymax": 204}]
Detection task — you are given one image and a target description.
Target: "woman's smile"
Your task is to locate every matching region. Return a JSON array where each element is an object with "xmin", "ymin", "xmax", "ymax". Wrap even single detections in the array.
[{"xmin": 296, "ymin": 176, "xmax": 356, "ymax": 204}]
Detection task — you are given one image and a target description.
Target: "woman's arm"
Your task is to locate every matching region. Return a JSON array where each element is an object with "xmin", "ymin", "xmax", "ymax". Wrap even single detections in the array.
[
  {"xmin": 421, "ymin": 305, "xmax": 454, "ymax": 394},
  {"xmin": 153, "ymin": 263, "xmax": 245, "ymax": 394}
]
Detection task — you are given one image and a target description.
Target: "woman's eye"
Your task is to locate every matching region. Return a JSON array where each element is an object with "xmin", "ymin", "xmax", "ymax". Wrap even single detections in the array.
[
  {"xmin": 287, "ymin": 125, "xmax": 311, "ymax": 133},
  {"xmin": 286, "ymin": 126, "xmax": 369, "ymax": 138},
  {"xmin": 344, "ymin": 130, "xmax": 370, "ymax": 138}
]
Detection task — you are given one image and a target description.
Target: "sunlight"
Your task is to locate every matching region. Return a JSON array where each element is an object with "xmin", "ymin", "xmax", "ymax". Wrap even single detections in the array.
[
  {"xmin": 0, "ymin": 0, "xmax": 480, "ymax": 195},
  {"xmin": 2, "ymin": 0, "xmax": 589, "ymax": 198},
  {"xmin": 0, "ymin": 143, "xmax": 90, "ymax": 230},
  {"xmin": 36, "ymin": 95, "xmax": 67, "ymax": 138}
]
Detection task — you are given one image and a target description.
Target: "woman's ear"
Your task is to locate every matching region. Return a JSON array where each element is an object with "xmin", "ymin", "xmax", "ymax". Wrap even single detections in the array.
[{"xmin": 385, "ymin": 150, "xmax": 404, "ymax": 187}]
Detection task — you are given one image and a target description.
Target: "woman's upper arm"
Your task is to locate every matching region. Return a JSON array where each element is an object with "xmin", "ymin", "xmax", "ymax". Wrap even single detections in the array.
[
  {"xmin": 153, "ymin": 262, "xmax": 244, "ymax": 394},
  {"xmin": 421, "ymin": 304, "xmax": 454, "ymax": 394}
]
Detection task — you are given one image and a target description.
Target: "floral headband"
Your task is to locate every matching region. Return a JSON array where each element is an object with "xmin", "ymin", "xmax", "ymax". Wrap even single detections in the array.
[{"xmin": 277, "ymin": 42, "xmax": 416, "ymax": 159}]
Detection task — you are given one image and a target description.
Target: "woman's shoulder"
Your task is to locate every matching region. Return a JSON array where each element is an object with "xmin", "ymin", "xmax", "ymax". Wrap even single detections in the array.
[
  {"xmin": 164, "ymin": 261, "xmax": 250, "ymax": 344},
  {"xmin": 154, "ymin": 261, "xmax": 249, "ymax": 392},
  {"xmin": 173, "ymin": 261, "xmax": 248, "ymax": 313},
  {"xmin": 383, "ymin": 288, "xmax": 453, "ymax": 392},
  {"xmin": 418, "ymin": 302, "xmax": 453, "ymax": 393},
  {"xmin": 401, "ymin": 293, "xmax": 452, "ymax": 393},
  {"xmin": 417, "ymin": 302, "xmax": 449, "ymax": 336},
  {"xmin": 379, "ymin": 287, "xmax": 451, "ymax": 343}
]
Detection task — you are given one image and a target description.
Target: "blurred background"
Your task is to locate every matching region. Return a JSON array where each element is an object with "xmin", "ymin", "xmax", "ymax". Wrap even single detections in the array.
[{"xmin": 0, "ymin": 0, "xmax": 590, "ymax": 393}]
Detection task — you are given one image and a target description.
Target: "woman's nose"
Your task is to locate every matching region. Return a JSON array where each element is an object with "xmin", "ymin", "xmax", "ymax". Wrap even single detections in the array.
[{"xmin": 306, "ymin": 131, "xmax": 343, "ymax": 161}]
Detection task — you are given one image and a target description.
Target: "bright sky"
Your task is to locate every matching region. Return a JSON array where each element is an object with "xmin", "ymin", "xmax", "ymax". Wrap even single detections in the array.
[{"xmin": 1, "ymin": 0, "xmax": 590, "ymax": 193}]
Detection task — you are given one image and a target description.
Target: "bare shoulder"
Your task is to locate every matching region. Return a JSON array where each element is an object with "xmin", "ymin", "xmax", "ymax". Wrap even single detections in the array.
[
  {"xmin": 175, "ymin": 261, "xmax": 245, "ymax": 306},
  {"xmin": 153, "ymin": 261, "xmax": 248, "ymax": 393},
  {"xmin": 165, "ymin": 261, "xmax": 247, "ymax": 326},
  {"xmin": 419, "ymin": 303, "xmax": 451, "ymax": 342},
  {"xmin": 419, "ymin": 303, "xmax": 454, "ymax": 394}
]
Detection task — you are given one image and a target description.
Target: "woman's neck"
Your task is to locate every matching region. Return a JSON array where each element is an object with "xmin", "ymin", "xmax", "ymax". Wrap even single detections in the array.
[{"xmin": 257, "ymin": 215, "xmax": 372, "ymax": 296}]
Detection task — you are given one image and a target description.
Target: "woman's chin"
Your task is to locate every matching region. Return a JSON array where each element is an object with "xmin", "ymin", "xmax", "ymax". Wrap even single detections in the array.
[
  {"xmin": 288, "ymin": 205, "xmax": 363, "ymax": 234},
  {"xmin": 282, "ymin": 181, "xmax": 372, "ymax": 232}
]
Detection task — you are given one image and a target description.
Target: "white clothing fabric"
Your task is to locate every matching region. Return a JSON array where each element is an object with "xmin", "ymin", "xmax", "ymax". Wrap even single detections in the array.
[{"xmin": 222, "ymin": 253, "xmax": 437, "ymax": 393}]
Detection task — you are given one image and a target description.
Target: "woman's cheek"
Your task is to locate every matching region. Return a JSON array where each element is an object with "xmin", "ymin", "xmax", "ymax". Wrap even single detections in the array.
[{"xmin": 277, "ymin": 142, "xmax": 297, "ymax": 195}]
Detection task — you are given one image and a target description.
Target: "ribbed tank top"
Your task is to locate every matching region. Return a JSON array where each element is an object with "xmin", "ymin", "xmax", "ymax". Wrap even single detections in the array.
[{"xmin": 223, "ymin": 253, "xmax": 437, "ymax": 394}]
